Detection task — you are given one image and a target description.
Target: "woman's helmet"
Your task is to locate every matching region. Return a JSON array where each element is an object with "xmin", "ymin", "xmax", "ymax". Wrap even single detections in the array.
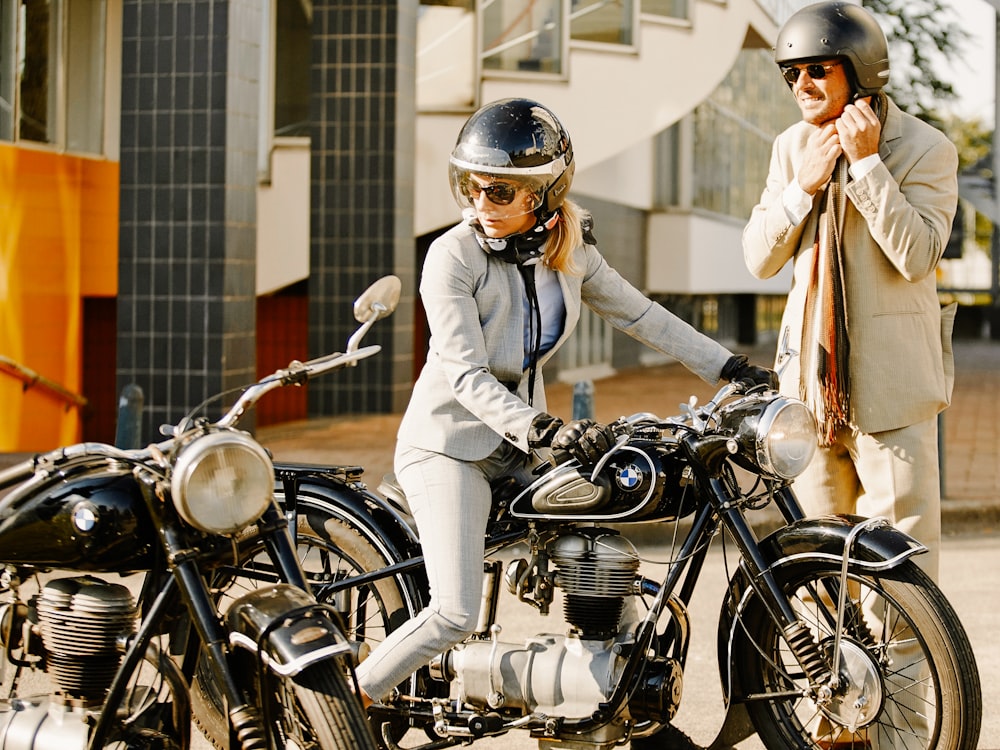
[
  {"xmin": 774, "ymin": 1, "xmax": 889, "ymax": 97},
  {"xmin": 449, "ymin": 98, "xmax": 575, "ymax": 218}
]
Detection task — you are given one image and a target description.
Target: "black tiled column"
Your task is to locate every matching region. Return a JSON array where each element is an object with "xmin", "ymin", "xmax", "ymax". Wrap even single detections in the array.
[
  {"xmin": 118, "ymin": 0, "xmax": 260, "ymax": 438},
  {"xmin": 308, "ymin": 1, "xmax": 416, "ymax": 417}
]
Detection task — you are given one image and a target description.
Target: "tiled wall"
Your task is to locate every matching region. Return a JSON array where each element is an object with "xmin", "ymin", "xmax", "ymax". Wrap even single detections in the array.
[
  {"xmin": 118, "ymin": 0, "xmax": 260, "ymax": 438},
  {"xmin": 307, "ymin": 0, "xmax": 416, "ymax": 417}
]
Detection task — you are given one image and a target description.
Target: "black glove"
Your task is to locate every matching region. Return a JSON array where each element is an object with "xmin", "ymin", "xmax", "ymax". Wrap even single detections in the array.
[
  {"xmin": 721, "ymin": 354, "xmax": 779, "ymax": 390},
  {"xmin": 527, "ymin": 413, "xmax": 564, "ymax": 449},
  {"xmin": 550, "ymin": 419, "xmax": 616, "ymax": 465}
]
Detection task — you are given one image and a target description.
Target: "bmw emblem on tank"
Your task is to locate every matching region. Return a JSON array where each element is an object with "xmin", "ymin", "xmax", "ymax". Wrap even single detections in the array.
[{"xmin": 615, "ymin": 464, "xmax": 644, "ymax": 491}]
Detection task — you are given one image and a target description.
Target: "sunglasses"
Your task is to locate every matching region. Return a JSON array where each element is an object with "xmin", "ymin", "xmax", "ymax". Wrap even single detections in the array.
[
  {"xmin": 780, "ymin": 62, "xmax": 839, "ymax": 85},
  {"xmin": 461, "ymin": 177, "xmax": 519, "ymax": 206}
]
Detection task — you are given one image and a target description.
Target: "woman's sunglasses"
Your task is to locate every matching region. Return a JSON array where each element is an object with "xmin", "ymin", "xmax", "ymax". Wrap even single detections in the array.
[
  {"xmin": 780, "ymin": 62, "xmax": 839, "ymax": 85},
  {"xmin": 461, "ymin": 178, "xmax": 519, "ymax": 206}
]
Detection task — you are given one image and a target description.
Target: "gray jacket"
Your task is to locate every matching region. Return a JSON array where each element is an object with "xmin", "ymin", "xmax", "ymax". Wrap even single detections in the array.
[{"xmin": 397, "ymin": 220, "xmax": 733, "ymax": 461}]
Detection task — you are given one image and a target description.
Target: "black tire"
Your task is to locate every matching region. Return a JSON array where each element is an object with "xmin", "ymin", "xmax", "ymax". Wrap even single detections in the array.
[
  {"xmin": 733, "ymin": 559, "xmax": 981, "ymax": 750},
  {"xmin": 192, "ymin": 498, "xmax": 417, "ymax": 749},
  {"xmin": 193, "ymin": 656, "xmax": 377, "ymax": 750}
]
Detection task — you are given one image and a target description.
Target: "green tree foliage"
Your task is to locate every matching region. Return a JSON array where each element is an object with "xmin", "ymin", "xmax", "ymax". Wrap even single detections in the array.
[{"xmin": 864, "ymin": 0, "xmax": 971, "ymax": 125}]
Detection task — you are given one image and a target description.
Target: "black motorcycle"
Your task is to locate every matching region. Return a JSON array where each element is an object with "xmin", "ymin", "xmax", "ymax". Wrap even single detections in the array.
[
  {"xmin": 231, "ymin": 364, "xmax": 982, "ymax": 750},
  {"xmin": 0, "ymin": 276, "xmax": 403, "ymax": 750}
]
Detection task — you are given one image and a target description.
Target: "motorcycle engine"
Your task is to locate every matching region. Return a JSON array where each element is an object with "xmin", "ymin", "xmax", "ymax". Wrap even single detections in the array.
[
  {"xmin": 35, "ymin": 576, "xmax": 138, "ymax": 700},
  {"xmin": 549, "ymin": 528, "xmax": 639, "ymax": 639},
  {"xmin": 0, "ymin": 576, "xmax": 138, "ymax": 750},
  {"xmin": 434, "ymin": 528, "xmax": 683, "ymax": 746}
]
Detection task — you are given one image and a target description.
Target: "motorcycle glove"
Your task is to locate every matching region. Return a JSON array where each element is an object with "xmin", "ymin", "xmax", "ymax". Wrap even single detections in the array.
[
  {"xmin": 551, "ymin": 419, "xmax": 617, "ymax": 465},
  {"xmin": 721, "ymin": 354, "xmax": 779, "ymax": 390},
  {"xmin": 527, "ymin": 412, "xmax": 564, "ymax": 449}
]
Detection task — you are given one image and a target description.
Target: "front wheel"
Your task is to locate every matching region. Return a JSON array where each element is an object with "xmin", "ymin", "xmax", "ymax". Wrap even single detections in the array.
[
  {"xmin": 193, "ymin": 658, "xmax": 377, "ymax": 750},
  {"xmin": 732, "ymin": 559, "xmax": 981, "ymax": 750}
]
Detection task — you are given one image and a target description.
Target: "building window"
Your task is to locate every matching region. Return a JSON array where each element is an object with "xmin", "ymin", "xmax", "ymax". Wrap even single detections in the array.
[
  {"xmin": 481, "ymin": 0, "xmax": 565, "ymax": 76},
  {"xmin": 654, "ymin": 49, "xmax": 800, "ymax": 219},
  {"xmin": 642, "ymin": 0, "xmax": 688, "ymax": 21},
  {"xmin": 274, "ymin": 0, "xmax": 309, "ymax": 137},
  {"xmin": 0, "ymin": 0, "xmax": 109, "ymax": 154},
  {"xmin": 571, "ymin": 0, "xmax": 636, "ymax": 47}
]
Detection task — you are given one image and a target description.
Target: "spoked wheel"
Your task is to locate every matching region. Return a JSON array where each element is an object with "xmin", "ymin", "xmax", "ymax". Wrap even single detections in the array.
[
  {"xmin": 733, "ymin": 559, "xmax": 981, "ymax": 750},
  {"xmin": 192, "ymin": 497, "xmax": 418, "ymax": 749}
]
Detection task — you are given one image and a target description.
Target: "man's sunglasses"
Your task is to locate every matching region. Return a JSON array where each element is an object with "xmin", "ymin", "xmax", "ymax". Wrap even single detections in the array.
[
  {"xmin": 780, "ymin": 62, "xmax": 839, "ymax": 85},
  {"xmin": 461, "ymin": 178, "xmax": 519, "ymax": 206}
]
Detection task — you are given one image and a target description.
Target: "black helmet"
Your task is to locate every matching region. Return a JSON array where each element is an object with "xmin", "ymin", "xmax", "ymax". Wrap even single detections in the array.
[
  {"xmin": 775, "ymin": 1, "xmax": 889, "ymax": 97},
  {"xmin": 449, "ymin": 98, "xmax": 575, "ymax": 217}
]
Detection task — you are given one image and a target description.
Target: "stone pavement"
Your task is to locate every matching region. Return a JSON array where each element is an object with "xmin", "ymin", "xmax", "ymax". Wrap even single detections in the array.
[{"xmin": 258, "ymin": 338, "xmax": 1000, "ymax": 536}]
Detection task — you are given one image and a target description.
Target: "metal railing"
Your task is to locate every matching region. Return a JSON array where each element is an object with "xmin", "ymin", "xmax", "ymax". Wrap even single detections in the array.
[{"xmin": 0, "ymin": 355, "xmax": 88, "ymax": 411}]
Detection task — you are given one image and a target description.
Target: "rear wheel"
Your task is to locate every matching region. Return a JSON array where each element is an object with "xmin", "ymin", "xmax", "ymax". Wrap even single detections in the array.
[{"xmin": 733, "ymin": 559, "xmax": 981, "ymax": 750}]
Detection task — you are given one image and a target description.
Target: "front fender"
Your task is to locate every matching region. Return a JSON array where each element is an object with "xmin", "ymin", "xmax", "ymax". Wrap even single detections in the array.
[
  {"xmin": 758, "ymin": 513, "xmax": 927, "ymax": 572},
  {"xmin": 717, "ymin": 514, "xmax": 926, "ymax": 706},
  {"xmin": 227, "ymin": 583, "xmax": 352, "ymax": 677}
]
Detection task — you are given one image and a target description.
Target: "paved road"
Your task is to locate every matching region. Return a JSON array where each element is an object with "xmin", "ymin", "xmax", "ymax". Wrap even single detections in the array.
[{"xmin": 390, "ymin": 530, "xmax": 998, "ymax": 750}]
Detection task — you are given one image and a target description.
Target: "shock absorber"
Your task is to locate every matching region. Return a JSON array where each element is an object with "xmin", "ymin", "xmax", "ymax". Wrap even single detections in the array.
[
  {"xmin": 229, "ymin": 704, "xmax": 268, "ymax": 750},
  {"xmin": 783, "ymin": 621, "xmax": 837, "ymax": 702}
]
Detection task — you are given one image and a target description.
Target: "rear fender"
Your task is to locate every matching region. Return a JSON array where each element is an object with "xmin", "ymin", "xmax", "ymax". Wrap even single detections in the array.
[
  {"xmin": 273, "ymin": 463, "xmax": 428, "ymax": 608},
  {"xmin": 227, "ymin": 584, "xmax": 352, "ymax": 677},
  {"xmin": 274, "ymin": 463, "xmax": 421, "ymax": 567}
]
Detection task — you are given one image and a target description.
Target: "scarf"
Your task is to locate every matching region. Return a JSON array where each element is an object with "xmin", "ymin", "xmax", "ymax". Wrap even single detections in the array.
[{"xmin": 801, "ymin": 92, "xmax": 888, "ymax": 446}]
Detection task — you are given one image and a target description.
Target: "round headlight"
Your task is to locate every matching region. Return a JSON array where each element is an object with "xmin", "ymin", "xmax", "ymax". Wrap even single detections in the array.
[
  {"xmin": 170, "ymin": 431, "xmax": 274, "ymax": 534},
  {"xmin": 755, "ymin": 398, "xmax": 817, "ymax": 479}
]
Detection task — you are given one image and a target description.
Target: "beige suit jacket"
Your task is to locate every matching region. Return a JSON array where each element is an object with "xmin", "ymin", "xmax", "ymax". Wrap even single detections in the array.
[
  {"xmin": 398, "ymin": 221, "xmax": 734, "ymax": 461},
  {"xmin": 743, "ymin": 97, "xmax": 958, "ymax": 435}
]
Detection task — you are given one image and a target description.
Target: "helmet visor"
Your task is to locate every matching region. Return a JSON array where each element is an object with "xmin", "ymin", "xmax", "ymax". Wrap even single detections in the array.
[{"xmin": 449, "ymin": 164, "xmax": 547, "ymax": 215}]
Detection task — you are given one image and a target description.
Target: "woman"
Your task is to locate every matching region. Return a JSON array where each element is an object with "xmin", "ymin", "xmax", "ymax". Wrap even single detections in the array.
[{"xmin": 354, "ymin": 98, "xmax": 774, "ymax": 705}]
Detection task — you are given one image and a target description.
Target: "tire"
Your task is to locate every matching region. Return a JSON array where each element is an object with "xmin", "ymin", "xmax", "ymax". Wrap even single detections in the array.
[
  {"xmin": 192, "ymin": 497, "xmax": 418, "ymax": 749},
  {"xmin": 732, "ymin": 559, "xmax": 981, "ymax": 750},
  {"xmin": 193, "ymin": 656, "xmax": 377, "ymax": 750}
]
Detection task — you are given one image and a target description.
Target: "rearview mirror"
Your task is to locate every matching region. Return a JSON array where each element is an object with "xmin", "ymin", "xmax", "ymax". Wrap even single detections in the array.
[{"xmin": 354, "ymin": 275, "xmax": 401, "ymax": 323}]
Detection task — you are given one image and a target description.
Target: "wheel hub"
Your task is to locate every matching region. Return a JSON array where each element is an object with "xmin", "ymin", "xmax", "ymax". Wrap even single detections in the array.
[{"xmin": 819, "ymin": 639, "xmax": 885, "ymax": 731}]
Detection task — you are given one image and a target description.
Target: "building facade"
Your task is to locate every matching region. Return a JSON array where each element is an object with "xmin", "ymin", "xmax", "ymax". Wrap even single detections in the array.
[{"xmin": 1, "ymin": 0, "xmax": 804, "ymax": 451}]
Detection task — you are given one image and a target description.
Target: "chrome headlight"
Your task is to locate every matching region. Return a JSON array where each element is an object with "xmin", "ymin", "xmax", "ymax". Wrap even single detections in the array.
[
  {"xmin": 755, "ymin": 397, "xmax": 817, "ymax": 479},
  {"xmin": 170, "ymin": 431, "xmax": 274, "ymax": 534}
]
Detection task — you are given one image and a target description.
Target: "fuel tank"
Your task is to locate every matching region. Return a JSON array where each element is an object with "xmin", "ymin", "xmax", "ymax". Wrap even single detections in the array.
[{"xmin": 0, "ymin": 468, "xmax": 156, "ymax": 570}]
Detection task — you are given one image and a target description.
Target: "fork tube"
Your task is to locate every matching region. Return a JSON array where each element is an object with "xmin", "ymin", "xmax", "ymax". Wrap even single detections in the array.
[{"xmin": 709, "ymin": 476, "xmax": 801, "ymax": 630}]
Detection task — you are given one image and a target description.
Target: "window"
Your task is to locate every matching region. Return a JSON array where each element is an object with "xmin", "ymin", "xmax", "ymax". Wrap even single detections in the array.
[
  {"xmin": 274, "ymin": 0, "xmax": 310, "ymax": 137},
  {"xmin": 481, "ymin": 0, "xmax": 565, "ymax": 76},
  {"xmin": 1, "ymin": 0, "xmax": 15, "ymax": 140},
  {"xmin": 0, "ymin": 0, "xmax": 108, "ymax": 154},
  {"xmin": 642, "ymin": 0, "xmax": 688, "ymax": 21},
  {"xmin": 571, "ymin": 0, "xmax": 636, "ymax": 47}
]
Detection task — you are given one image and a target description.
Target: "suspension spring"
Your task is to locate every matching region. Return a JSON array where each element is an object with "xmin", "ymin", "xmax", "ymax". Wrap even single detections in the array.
[
  {"xmin": 230, "ymin": 704, "xmax": 268, "ymax": 750},
  {"xmin": 783, "ymin": 621, "xmax": 834, "ymax": 688}
]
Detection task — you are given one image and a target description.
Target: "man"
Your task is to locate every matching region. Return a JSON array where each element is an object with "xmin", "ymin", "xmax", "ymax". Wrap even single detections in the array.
[{"xmin": 743, "ymin": 0, "xmax": 958, "ymax": 582}]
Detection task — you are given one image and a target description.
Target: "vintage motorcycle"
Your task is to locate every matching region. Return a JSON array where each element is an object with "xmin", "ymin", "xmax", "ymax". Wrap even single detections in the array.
[
  {"xmin": 0, "ymin": 277, "xmax": 405, "ymax": 750},
  {"xmin": 229, "ymin": 335, "xmax": 981, "ymax": 749}
]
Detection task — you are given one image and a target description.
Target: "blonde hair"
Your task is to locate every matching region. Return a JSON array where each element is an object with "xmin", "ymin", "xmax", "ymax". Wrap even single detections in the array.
[{"xmin": 542, "ymin": 199, "xmax": 586, "ymax": 274}]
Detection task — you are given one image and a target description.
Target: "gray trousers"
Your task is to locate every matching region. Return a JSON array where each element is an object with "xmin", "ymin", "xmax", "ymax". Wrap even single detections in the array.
[{"xmin": 355, "ymin": 440, "xmax": 534, "ymax": 701}]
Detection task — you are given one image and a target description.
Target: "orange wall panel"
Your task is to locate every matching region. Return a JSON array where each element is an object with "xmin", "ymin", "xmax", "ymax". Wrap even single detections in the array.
[{"xmin": 0, "ymin": 143, "xmax": 119, "ymax": 451}]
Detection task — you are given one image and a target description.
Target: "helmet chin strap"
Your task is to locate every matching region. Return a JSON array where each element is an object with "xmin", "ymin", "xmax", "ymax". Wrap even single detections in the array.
[{"xmin": 467, "ymin": 209, "xmax": 560, "ymax": 266}]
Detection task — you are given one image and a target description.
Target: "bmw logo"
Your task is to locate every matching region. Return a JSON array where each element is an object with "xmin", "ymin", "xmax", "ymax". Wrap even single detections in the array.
[
  {"xmin": 615, "ymin": 464, "xmax": 644, "ymax": 491},
  {"xmin": 72, "ymin": 502, "xmax": 98, "ymax": 533}
]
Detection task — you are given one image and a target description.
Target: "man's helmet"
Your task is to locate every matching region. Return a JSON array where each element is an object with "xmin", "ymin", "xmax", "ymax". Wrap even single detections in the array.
[
  {"xmin": 449, "ymin": 98, "xmax": 575, "ymax": 217},
  {"xmin": 775, "ymin": 1, "xmax": 889, "ymax": 97}
]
